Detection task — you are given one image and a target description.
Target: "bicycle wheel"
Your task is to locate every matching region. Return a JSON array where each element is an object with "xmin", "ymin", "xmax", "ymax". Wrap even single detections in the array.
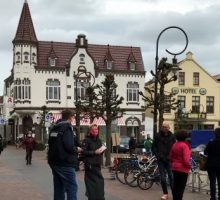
[
  {"xmin": 137, "ymin": 172, "xmax": 154, "ymax": 190},
  {"xmin": 124, "ymin": 166, "xmax": 140, "ymax": 187},
  {"xmin": 115, "ymin": 162, "xmax": 128, "ymax": 184}
]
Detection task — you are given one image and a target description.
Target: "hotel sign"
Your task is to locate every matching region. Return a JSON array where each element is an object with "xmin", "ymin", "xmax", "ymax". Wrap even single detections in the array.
[{"xmin": 171, "ymin": 87, "xmax": 207, "ymax": 95}]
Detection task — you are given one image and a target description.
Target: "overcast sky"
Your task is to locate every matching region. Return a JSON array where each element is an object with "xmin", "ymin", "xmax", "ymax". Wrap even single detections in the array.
[{"xmin": 1, "ymin": 0, "xmax": 220, "ymax": 94}]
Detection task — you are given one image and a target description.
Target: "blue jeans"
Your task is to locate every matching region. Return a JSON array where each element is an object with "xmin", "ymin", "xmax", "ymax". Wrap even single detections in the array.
[
  {"xmin": 50, "ymin": 166, "xmax": 78, "ymax": 200},
  {"xmin": 158, "ymin": 160, "xmax": 173, "ymax": 194}
]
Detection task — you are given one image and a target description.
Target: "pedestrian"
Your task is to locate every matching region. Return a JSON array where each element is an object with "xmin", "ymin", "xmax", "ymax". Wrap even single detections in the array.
[
  {"xmin": 81, "ymin": 124, "xmax": 106, "ymax": 200},
  {"xmin": 48, "ymin": 109, "xmax": 82, "ymax": 200},
  {"xmin": 128, "ymin": 135, "xmax": 136, "ymax": 156},
  {"xmin": 144, "ymin": 133, "xmax": 153, "ymax": 156},
  {"xmin": 152, "ymin": 122, "xmax": 176, "ymax": 200},
  {"xmin": 23, "ymin": 131, "xmax": 36, "ymax": 165},
  {"xmin": 169, "ymin": 130, "xmax": 191, "ymax": 200},
  {"xmin": 204, "ymin": 127, "xmax": 220, "ymax": 200}
]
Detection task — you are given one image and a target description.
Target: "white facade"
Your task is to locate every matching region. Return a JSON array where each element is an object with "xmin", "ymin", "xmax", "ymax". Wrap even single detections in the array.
[{"xmin": 2, "ymin": 1, "xmax": 146, "ymax": 143}]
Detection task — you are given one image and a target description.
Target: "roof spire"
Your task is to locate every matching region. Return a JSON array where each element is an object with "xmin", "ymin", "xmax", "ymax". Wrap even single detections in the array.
[
  {"xmin": 13, "ymin": 0, "xmax": 38, "ymax": 44},
  {"xmin": 127, "ymin": 46, "xmax": 136, "ymax": 62},
  {"xmin": 104, "ymin": 44, "xmax": 114, "ymax": 61}
]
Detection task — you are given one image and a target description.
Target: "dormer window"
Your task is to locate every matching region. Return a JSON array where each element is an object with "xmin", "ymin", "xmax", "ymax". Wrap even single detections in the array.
[
  {"xmin": 16, "ymin": 52, "xmax": 21, "ymax": 63},
  {"xmin": 79, "ymin": 54, "xmax": 85, "ymax": 64},
  {"xmin": 104, "ymin": 45, "xmax": 114, "ymax": 70},
  {"xmin": 49, "ymin": 58, "xmax": 56, "ymax": 67},
  {"xmin": 127, "ymin": 47, "xmax": 137, "ymax": 70},
  {"xmin": 129, "ymin": 62, "xmax": 136, "ymax": 70},
  {"xmin": 24, "ymin": 52, "xmax": 29, "ymax": 63},
  {"xmin": 106, "ymin": 60, "xmax": 113, "ymax": 70}
]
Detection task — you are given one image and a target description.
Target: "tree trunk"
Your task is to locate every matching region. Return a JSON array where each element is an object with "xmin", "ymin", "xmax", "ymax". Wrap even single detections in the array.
[{"xmin": 105, "ymin": 121, "xmax": 112, "ymax": 166}]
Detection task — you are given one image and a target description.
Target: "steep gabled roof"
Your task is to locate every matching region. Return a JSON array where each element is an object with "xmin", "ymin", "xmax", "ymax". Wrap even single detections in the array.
[
  {"xmin": 48, "ymin": 41, "xmax": 58, "ymax": 59},
  {"xmin": 13, "ymin": 0, "xmax": 38, "ymax": 44},
  {"xmin": 127, "ymin": 47, "xmax": 137, "ymax": 62},
  {"xmin": 104, "ymin": 45, "xmax": 114, "ymax": 61},
  {"xmin": 36, "ymin": 41, "xmax": 145, "ymax": 72}
]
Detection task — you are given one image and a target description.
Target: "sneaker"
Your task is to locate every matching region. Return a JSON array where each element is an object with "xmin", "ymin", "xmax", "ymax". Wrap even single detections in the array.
[{"xmin": 161, "ymin": 194, "xmax": 168, "ymax": 200}]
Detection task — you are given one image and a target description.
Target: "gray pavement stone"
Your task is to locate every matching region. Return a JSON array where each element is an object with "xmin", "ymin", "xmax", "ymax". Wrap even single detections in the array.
[{"xmin": 0, "ymin": 146, "xmax": 210, "ymax": 200}]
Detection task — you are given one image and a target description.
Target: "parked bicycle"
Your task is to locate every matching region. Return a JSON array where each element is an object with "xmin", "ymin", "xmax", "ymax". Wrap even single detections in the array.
[
  {"xmin": 124, "ymin": 155, "xmax": 156, "ymax": 187},
  {"xmin": 114, "ymin": 155, "xmax": 138, "ymax": 184}
]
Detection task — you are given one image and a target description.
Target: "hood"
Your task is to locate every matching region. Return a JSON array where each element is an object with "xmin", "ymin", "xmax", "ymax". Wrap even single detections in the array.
[{"xmin": 53, "ymin": 121, "xmax": 71, "ymax": 130}]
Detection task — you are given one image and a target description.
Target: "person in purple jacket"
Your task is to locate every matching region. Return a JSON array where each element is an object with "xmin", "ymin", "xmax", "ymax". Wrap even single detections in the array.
[{"xmin": 169, "ymin": 130, "xmax": 191, "ymax": 200}]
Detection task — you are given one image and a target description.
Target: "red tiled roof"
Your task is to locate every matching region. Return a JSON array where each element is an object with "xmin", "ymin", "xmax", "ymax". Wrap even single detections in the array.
[
  {"xmin": 104, "ymin": 45, "xmax": 114, "ymax": 61},
  {"xmin": 213, "ymin": 74, "xmax": 220, "ymax": 81},
  {"xmin": 13, "ymin": 1, "xmax": 38, "ymax": 43},
  {"xmin": 36, "ymin": 41, "xmax": 144, "ymax": 72}
]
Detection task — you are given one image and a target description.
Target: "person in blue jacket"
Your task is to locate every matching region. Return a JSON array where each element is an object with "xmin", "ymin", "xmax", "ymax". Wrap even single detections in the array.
[{"xmin": 48, "ymin": 109, "xmax": 82, "ymax": 200}]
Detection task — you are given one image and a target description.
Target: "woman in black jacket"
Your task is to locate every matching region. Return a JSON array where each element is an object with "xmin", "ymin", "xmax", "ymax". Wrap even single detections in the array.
[
  {"xmin": 82, "ymin": 124, "xmax": 106, "ymax": 200},
  {"xmin": 204, "ymin": 127, "xmax": 220, "ymax": 200}
]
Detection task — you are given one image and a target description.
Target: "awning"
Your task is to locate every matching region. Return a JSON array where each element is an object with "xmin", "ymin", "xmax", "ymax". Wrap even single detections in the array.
[
  {"xmin": 52, "ymin": 113, "xmax": 90, "ymax": 126},
  {"xmin": 117, "ymin": 117, "xmax": 125, "ymax": 126},
  {"xmin": 92, "ymin": 117, "xmax": 125, "ymax": 126},
  {"xmin": 92, "ymin": 117, "xmax": 106, "ymax": 126},
  {"xmin": 52, "ymin": 114, "xmax": 125, "ymax": 126},
  {"xmin": 53, "ymin": 113, "xmax": 62, "ymax": 122}
]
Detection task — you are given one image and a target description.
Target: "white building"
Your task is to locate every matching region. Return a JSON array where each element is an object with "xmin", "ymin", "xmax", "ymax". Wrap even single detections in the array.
[{"xmin": 2, "ymin": 1, "xmax": 146, "ymax": 143}]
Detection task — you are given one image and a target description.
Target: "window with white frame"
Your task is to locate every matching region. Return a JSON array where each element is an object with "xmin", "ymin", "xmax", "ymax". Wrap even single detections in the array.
[
  {"xmin": 79, "ymin": 54, "xmax": 85, "ymax": 64},
  {"xmin": 46, "ymin": 79, "xmax": 60, "ymax": 101},
  {"xmin": 178, "ymin": 72, "xmax": 185, "ymax": 85},
  {"xmin": 16, "ymin": 52, "xmax": 21, "ymax": 63},
  {"xmin": 177, "ymin": 96, "xmax": 186, "ymax": 110},
  {"xmin": 192, "ymin": 96, "xmax": 200, "ymax": 113},
  {"xmin": 32, "ymin": 53, "xmax": 36, "ymax": 63},
  {"xmin": 127, "ymin": 82, "xmax": 139, "ymax": 102},
  {"xmin": 49, "ymin": 58, "xmax": 56, "ymax": 67},
  {"xmin": 164, "ymin": 95, "xmax": 171, "ymax": 113},
  {"xmin": 206, "ymin": 96, "xmax": 214, "ymax": 113},
  {"xmin": 23, "ymin": 52, "xmax": 29, "ymax": 62},
  {"xmin": 193, "ymin": 72, "xmax": 199, "ymax": 85},
  {"xmin": 129, "ymin": 62, "xmax": 136, "ymax": 70},
  {"xmin": 106, "ymin": 60, "xmax": 113, "ymax": 70},
  {"xmin": 14, "ymin": 78, "xmax": 31, "ymax": 100},
  {"xmin": 74, "ymin": 80, "xmax": 89, "ymax": 101}
]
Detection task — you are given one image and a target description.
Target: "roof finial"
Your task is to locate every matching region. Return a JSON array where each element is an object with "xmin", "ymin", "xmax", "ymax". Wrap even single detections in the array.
[{"xmin": 25, "ymin": 0, "xmax": 28, "ymax": 3}]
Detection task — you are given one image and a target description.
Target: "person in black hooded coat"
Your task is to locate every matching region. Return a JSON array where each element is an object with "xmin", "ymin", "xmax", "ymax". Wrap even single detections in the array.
[
  {"xmin": 81, "ymin": 124, "xmax": 106, "ymax": 200},
  {"xmin": 204, "ymin": 127, "xmax": 220, "ymax": 200}
]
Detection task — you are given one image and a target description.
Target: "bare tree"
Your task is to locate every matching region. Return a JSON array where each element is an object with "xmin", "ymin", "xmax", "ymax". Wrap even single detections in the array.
[
  {"xmin": 139, "ymin": 57, "xmax": 179, "ymax": 131},
  {"xmin": 95, "ymin": 74, "xmax": 124, "ymax": 166}
]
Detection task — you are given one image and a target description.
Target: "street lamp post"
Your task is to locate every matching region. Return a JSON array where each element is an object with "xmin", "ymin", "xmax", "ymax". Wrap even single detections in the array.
[
  {"xmin": 74, "ymin": 66, "xmax": 95, "ymax": 138},
  {"xmin": 153, "ymin": 26, "xmax": 188, "ymax": 139},
  {"xmin": 41, "ymin": 105, "xmax": 47, "ymax": 144}
]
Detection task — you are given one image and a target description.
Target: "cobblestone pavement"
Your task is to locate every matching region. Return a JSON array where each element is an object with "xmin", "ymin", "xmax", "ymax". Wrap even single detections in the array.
[{"xmin": 0, "ymin": 146, "xmax": 210, "ymax": 200}]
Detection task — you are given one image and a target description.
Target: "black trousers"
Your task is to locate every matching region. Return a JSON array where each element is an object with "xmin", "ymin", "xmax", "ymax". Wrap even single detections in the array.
[
  {"xmin": 207, "ymin": 168, "xmax": 220, "ymax": 200},
  {"xmin": 26, "ymin": 149, "xmax": 33, "ymax": 164},
  {"xmin": 172, "ymin": 170, "xmax": 188, "ymax": 200}
]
